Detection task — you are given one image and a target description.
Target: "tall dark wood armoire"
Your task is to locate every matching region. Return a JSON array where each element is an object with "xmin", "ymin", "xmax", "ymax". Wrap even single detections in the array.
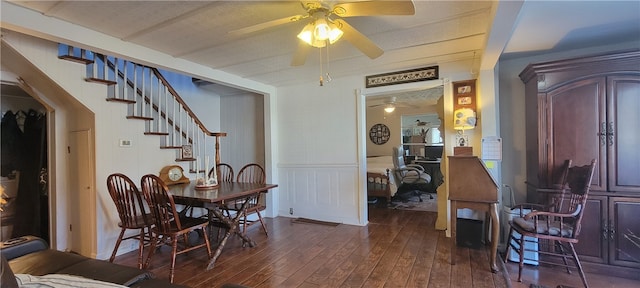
[{"xmin": 520, "ymin": 50, "xmax": 640, "ymax": 278}]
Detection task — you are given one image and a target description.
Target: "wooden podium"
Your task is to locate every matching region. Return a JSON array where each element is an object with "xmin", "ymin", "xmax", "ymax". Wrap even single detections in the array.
[{"xmin": 448, "ymin": 155, "xmax": 499, "ymax": 272}]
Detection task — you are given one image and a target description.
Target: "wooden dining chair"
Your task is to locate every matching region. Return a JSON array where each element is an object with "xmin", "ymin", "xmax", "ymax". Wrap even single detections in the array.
[
  {"xmin": 106, "ymin": 173, "xmax": 154, "ymax": 269},
  {"xmin": 504, "ymin": 159, "xmax": 596, "ymax": 288},
  {"xmin": 208, "ymin": 163, "xmax": 234, "ymax": 183},
  {"xmin": 233, "ymin": 163, "xmax": 268, "ymax": 236},
  {"xmin": 140, "ymin": 174, "xmax": 212, "ymax": 283}
]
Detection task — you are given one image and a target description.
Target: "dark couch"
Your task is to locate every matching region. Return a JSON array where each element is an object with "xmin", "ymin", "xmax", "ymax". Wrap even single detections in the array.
[{"xmin": 0, "ymin": 236, "xmax": 187, "ymax": 288}]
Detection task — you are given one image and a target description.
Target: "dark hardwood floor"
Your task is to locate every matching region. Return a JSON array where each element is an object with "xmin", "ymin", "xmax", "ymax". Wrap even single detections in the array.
[{"xmin": 114, "ymin": 206, "xmax": 640, "ymax": 288}]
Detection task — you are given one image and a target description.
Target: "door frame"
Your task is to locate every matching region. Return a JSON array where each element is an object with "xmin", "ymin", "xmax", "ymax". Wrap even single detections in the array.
[{"xmin": 358, "ymin": 78, "xmax": 451, "ymax": 227}]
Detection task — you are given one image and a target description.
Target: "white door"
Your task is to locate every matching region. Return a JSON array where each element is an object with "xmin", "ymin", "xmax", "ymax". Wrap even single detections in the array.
[{"xmin": 69, "ymin": 129, "xmax": 95, "ymax": 257}]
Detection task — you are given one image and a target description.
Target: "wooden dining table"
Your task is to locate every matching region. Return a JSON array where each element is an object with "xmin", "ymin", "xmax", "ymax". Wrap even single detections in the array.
[{"xmin": 168, "ymin": 181, "xmax": 278, "ymax": 270}]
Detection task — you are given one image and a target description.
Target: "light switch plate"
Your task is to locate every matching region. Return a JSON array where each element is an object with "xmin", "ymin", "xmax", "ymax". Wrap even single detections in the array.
[{"xmin": 119, "ymin": 139, "xmax": 132, "ymax": 147}]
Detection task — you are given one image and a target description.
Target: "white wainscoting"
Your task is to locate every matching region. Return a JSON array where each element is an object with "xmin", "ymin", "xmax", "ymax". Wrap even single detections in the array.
[{"xmin": 278, "ymin": 164, "xmax": 361, "ymax": 225}]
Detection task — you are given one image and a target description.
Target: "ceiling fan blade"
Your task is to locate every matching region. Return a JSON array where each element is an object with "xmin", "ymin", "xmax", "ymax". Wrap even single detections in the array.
[
  {"xmin": 229, "ymin": 14, "xmax": 306, "ymax": 36},
  {"xmin": 368, "ymin": 103, "xmax": 388, "ymax": 108},
  {"xmin": 332, "ymin": 0, "xmax": 415, "ymax": 17},
  {"xmin": 291, "ymin": 40, "xmax": 312, "ymax": 66},
  {"xmin": 334, "ymin": 19, "xmax": 383, "ymax": 59}
]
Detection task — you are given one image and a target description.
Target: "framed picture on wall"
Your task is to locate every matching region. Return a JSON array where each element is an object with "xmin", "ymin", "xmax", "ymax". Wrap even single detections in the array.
[
  {"xmin": 456, "ymin": 134, "xmax": 469, "ymax": 147},
  {"xmin": 181, "ymin": 145, "xmax": 193, "ymax": 159},
  {"xmin": 457, "ymin": 85, "xmax": 471, "ymax": 94},
  {"xmin": 458, "ymin": 96, "xmax": 472, "ymax": 105},
  {"xmin": 453, "ymin": 79, "xmax": 476, "ymax": 112}
]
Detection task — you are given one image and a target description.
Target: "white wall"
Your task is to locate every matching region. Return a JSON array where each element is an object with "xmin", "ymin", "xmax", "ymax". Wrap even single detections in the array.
[
  {"xmin": 219, "ymin": 93, "xmax": 265, "ymax": 170},
  {"xmin": 277, "ymin": 76, "xmax": 361, "ymax": 224}
]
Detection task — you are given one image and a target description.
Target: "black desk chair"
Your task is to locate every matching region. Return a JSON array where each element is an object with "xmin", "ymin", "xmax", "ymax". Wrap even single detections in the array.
[{"xmin": 391, "ymin": 146, "xmax": 431, "ymax": 201}]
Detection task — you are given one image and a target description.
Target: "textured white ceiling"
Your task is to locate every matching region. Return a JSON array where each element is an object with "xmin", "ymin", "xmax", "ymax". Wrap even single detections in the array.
[
  {"xmin": 6, "ymin": 0, "xmax": 492, "ymax": 89},
  {"xmin": 4, "ymin": 0, "xmax": 639, "ymax": 95}
]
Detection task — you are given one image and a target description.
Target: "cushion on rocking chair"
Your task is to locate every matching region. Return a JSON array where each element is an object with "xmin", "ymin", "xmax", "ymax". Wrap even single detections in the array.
[{"xmin": 512, "ymin": 217, "xmax": 575, "ymax": 238}]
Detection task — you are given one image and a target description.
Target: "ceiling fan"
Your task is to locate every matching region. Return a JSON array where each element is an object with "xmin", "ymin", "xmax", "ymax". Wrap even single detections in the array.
[
  {"xmin": 368, "ymin": 96, "xmax": 414, "ymax": 112},
  {"xmin": 229, "ymin": 0, "xmax": 416, "ymax": 66}
]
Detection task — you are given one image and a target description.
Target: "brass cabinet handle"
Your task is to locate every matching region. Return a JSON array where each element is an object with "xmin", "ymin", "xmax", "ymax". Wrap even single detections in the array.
[
  {"xmin": 607, "ymin": 122, "xmax": 614, "ymax": 146},
  {"xmin": 603, "ymin": 222, "xmax": 609, "ymax": 240},
  {"xmin": 609, "ymin": 220, "xmax": 616, "ymax": 240},
  {"xmin": 598, "ymin": 122, "xmax": 607, "ymax": 146}
]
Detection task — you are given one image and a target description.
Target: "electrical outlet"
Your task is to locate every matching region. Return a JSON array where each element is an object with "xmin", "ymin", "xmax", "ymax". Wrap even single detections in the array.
[
  {"xmin": 119, "ymin": 139, "xmax": 132, "ymax": 147},
  {"xmin": 289, "ymin": 208, "xmax": 293, "ymax": 215}
]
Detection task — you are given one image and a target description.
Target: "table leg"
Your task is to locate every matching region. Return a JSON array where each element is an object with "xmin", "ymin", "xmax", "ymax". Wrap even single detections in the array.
[
  {"xmin": 205, "ymin": 198, "xmax": 256, "ymax": 270},
  {"xmin": 489, "ymin": 202, "xmax": 499, "ymax": 273},
  {"xmin": 450, "ymin": 200, "xmax": 457, "ymax": 265}
]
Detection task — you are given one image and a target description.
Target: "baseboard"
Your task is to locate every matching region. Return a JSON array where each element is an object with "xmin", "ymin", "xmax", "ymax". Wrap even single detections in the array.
[
  {"xmin": 581, "ymin": 262, "xmax": 640, "ymax": 281},
  {"xmin": 536, "ymin": 255, "xmax": 640, "ymax": 281}
]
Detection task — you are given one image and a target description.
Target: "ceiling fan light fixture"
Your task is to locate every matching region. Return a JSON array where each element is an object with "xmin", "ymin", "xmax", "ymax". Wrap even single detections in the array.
[
  {"xmin": 384, "ymin": 105, "xmax": 396, "ymax": 113},
  {"xmin": 297, "ymin": 18, "xmax": 343, "ymax": 48},
  {"xmin": 297, "ymin": 23, "xmax": 326, "ymax": 48},
  {"xmin": 327, "ymin": 21, "xmax": 344, "ymax": 44},
  {"xmin": 313, "ymin": 18, "xmax": 331, "ymax": 40}
]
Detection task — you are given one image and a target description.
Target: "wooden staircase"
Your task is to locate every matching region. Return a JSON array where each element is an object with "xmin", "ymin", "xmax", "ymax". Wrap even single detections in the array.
[{"xmin": 57, "ymin": 44, "xmax": 225, "ymax": 174}]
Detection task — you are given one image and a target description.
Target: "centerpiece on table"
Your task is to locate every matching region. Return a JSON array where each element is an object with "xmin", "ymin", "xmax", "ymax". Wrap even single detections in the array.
[{"xmin": 195, "ymin": 156, "xmax": 218, "ymax": 190}]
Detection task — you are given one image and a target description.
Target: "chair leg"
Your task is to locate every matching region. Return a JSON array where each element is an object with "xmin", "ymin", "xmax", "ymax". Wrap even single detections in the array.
[
  {"xmin": 109, "ymin": 228, "xmax": 126, "ymax": 263},
  {"xmin": 256, "ymin": 210, "xmax": 268, "ymax": 237},
  {"xmin": 503, "ymin": 227, "xmax": 513, "ymax": 264},
  {"xmin": 144, "ymin": 233, "xmax": 159, "ymax": 269},
  {"xmin": 517, "ymin": 232, "xmax": 525, "ymax": 282},
  {"xmin": 202, "ymin": 227, "xmax": 213, "ymax": 259},
  {"xmin": 556, "ymin": 241, "xmax": 572, "ymax": 274},
  {"xmin": 183, "ymin": 234, "xmax": 190, "ymax": 248},
  {"xmin": 169, "ymin": 237, "xmax": 178, "ymax": 283},
  {"xmin": 146, "ymin": 225, "xmax": 156, "ymax": 249},
  {"xmin": 136, "ymin": 228, "xmax": 145, "ymax": 269},
  {"xmin": 242, "ymin": 213, "xmax": 248, "ymax": 235},
  {"xmin": 569, "ymin": 242, "xmax": 589, "ymax": 288}
]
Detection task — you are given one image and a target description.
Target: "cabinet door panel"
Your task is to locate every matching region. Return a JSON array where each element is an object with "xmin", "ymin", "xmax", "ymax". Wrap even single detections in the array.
[
  {"xmin": 608, "ymin": 76, "xmax": 640, "ymax": 192},
  {"xmin": 548, "ymin": 78, "xmax": 606, "ymax": 191},
  {"xmin": 575, "ymin": 196, "xmax": 607, "ymax": 263},
  {"xmin": 609, "ymin": 197, "xmax": 640, "ymax": 268}
]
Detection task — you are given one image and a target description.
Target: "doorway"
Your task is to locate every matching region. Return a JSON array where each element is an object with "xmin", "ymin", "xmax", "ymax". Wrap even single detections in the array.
[
  {"xmin": 0, "ymin": 83, "xmax": 50, "ymax": 243},
  {"xmin": 364, "ymin": 84, "xmax": 444, "ymax": 215}
]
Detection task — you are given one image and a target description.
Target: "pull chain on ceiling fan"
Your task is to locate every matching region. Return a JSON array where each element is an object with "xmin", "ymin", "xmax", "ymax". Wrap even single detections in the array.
[
  {"xmin": 228, "ymin": 0, "xmax": 416, "ymax": 67},
  {"xmin": 319, "ymin": 42, "xmax": 333, "ymax": 86}
]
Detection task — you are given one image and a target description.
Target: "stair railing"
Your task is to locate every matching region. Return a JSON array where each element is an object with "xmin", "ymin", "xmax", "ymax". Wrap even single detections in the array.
[{"xmin": 58, "ymin": 44, "xmax": 225, "ymax": 176}]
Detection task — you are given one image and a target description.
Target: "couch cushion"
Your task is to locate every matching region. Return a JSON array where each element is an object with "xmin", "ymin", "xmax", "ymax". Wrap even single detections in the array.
[
  {"xmin": 128, "ymin": 278, "xmax": 191, "ymax": 288},
  {"xmin": 8, "ymin": 249, "xmax": 87, "ymax": 276},
  {"xmin": 7, "ymin": 249, "xmax": 152, "ymax": 286},
  {"xmin": 58, "ymin": 257, "xmax": 152, "ymax": 286},
  {"xmin": 0, "ymin": 236, "xmax": 48, "ymax": 260},
  {"xmin": 15, "ymin": 274, "xmax": 128, "ymax": 287}
]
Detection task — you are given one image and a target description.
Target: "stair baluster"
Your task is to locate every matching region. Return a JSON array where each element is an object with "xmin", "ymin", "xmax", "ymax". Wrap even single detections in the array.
[{"xmin": 57, "ymin": 44, "xmax": 226, "ymax": 175}]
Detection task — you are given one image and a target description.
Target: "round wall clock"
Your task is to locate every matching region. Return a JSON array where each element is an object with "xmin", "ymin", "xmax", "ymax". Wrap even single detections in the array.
[{"xmin": 369, "ymin": 123, "xmax": 391, "ymax": 145}]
